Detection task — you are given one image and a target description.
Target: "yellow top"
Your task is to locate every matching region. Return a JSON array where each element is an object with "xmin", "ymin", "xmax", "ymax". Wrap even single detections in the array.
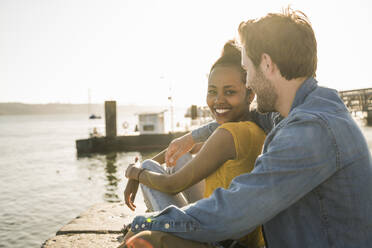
[{"xmin": 204, "ymin": 121, "xmax": 266, "ymax": 248}]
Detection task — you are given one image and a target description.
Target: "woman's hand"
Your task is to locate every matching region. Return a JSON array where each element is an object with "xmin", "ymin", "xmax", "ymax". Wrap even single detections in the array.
[
  {"xmin": 124, "ymin": 157, "xmax": 141, "ymax": 210},
  {"xmin": 165, "ymin": 133, "xmax": 195, "ymax": 166},
  {"xmin": 124, "ymin": 179, "xmax": 139, "ymax": 211}
]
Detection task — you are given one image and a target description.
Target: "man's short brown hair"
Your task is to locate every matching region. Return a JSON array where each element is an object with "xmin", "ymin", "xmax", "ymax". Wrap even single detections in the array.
[{"xmin": 238, "ymin": 7, "xmax": 317, "ymax": 80}]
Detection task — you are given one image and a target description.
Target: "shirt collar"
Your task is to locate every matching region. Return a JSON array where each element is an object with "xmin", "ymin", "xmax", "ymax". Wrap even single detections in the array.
[{"xmin": 290, "ymin": 77, "xmax": 318, "ymax": 113}]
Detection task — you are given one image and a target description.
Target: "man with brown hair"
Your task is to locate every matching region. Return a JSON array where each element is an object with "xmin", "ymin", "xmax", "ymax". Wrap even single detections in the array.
[{"xmin": 120, "ymin": 8, "xmax": 372, "ymax": 248}]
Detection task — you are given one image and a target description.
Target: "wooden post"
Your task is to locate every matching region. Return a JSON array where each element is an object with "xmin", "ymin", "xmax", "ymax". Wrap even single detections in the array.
[
  {"xmin": 191, "ymin": 105, "xmax": 197, "ymax": 120},
  {"xmin": 367, "ymin": 111, "xmax": 372, "ymax": 126},
  {"xmin": 105, "ymin": 101, "xmax": 117, "ymax": 138}
]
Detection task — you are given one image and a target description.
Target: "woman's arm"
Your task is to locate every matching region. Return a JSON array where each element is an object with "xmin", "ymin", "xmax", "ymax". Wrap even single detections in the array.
[
  {"xmin": 126, "ymin": 128, "xmax": 236, "ymax": 194},
  {"xmin": 164, "ymin": 133, "xmax": 195, "ymax": 166},
  {"xmin": 151, "ymin": 143, "xmax": 203, "ymax": 166},
  {"xmin": 189, "ymin": 142, "xmax": 204, "ymax": 154},
  {"xmin": 150, "ymin": 143, "xmax": 202, "ymax": 166},
  {"xmin": 151, "ymin": 149, "xmax": 166, "ymax": 164}
]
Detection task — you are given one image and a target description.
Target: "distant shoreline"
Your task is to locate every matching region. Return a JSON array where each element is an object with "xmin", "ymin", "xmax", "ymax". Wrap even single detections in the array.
[{"xmin": 0, "ymin": 102, "xmax": 184, "ymax": 116}]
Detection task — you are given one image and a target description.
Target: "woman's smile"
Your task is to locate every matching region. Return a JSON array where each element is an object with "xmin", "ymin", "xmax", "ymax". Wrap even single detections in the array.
[{"xmin": 214, "ymin": 108, "xmax": 231, "ymax": 115}]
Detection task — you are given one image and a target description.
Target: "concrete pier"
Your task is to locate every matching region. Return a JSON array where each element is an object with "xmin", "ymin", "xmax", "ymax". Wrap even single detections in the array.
[{"xmin": 42, "ymin": 203, "xmax": 139, "ymax": 248}]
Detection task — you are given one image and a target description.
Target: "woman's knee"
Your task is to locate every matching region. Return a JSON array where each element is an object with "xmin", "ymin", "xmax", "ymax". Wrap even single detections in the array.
[{"xmin": 141, "ymin": 159, "xmax": 166, "ymax": 173}]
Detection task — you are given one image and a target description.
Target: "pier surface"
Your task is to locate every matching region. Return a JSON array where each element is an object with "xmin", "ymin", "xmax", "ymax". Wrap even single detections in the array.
[{"xmin": 42, "ymin": 203, "xmax": 140, "ymax": 248}]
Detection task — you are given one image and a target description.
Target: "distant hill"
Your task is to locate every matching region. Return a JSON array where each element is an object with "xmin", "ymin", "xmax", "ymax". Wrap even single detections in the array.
[{"xmin": 0, "ymin": 102, "xmax": 172, "ymax": 116}]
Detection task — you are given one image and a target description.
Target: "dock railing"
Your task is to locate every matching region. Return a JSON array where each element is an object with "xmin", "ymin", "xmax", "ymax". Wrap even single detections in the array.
[{"xmin": 339, "ymin": 88, "xmax": 372, "ymax": 124}]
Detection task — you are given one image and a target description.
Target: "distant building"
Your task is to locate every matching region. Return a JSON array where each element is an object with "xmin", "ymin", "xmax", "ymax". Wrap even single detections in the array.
[{"xmin": 137, "ymin": 112, "xmax": 166, "ymax": 134}]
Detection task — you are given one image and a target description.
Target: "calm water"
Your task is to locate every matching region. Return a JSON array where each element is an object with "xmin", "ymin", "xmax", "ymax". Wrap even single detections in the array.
[
  {"xmin": 0, "ymin": 114, "xmax": 371, "ymax": 248},
  {"xmin": 0, "ymin": 113, "xmax": 156, "ymax": 248}
]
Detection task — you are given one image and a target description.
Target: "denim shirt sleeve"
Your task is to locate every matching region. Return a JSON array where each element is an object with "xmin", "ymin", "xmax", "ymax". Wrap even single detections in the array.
[
  {"xmin": 190, "ymin": 112, "xmax": 280, "ymax": 143},
  {"xmin": 191, "ymin": 121, "xmax": 219, "ymax": 143},
  {"xmin": 131, "ymin": 116, "xmax": 339, "ymax": 243},
  {"xmin": 255, "ymin": 111, "xmax": 282, "ymax": 134}
]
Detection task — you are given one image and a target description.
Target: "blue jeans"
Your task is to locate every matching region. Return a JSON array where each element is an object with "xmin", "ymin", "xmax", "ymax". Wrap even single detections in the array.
[{"xmin": 140, "ymin": 153, "xmax": 205, "ymax": 211}]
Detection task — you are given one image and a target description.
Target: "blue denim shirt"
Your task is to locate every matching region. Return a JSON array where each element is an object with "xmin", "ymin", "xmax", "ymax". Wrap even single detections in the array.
[{"xmin": 131, "ymin": 78, "xmax": 372, "ymax": 247}]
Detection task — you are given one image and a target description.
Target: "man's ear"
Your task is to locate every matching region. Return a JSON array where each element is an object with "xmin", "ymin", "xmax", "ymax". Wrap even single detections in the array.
[
  {"xmin": 260, "ymin": 53, "xmax": 276, "ymax": 76},
  {"xmin": 245, "ymin": 89, "xmax": 255, "ymax": 104}
]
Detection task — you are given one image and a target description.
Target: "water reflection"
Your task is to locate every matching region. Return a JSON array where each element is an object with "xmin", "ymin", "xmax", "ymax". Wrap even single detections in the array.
[
  {"xmin": 104, "ymin": 153, "xmax": 120, "ymax": 203},
  {"xmin": 102, "ymin": 150, "xmax": 161, "ymax": 203}
]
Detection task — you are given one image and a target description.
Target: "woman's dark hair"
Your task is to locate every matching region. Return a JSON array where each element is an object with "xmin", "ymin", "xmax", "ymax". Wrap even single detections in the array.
[{"xmin": 210, "ymin": 40, "xmax": 247, "ymax": 84}]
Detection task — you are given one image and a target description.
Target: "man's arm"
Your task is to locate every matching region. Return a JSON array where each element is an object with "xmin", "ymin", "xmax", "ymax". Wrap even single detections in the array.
[
  {"xmin": 191, "ymin": 121, "xmax": 220, "ymax": 143},
  {"xmin": 131, "ymin": 117, "xmax": 338, "ymax": 242},
  {"xmin": 250, "ymin": 110, "xmax": 282, "ymax": 134},
  {"xmin": 165, "ymin": 112, "xmax": 279, "ymax": 166},
  {"xmin": 190, "ymin": 111, "xmax": 281, "ymax": 143}
]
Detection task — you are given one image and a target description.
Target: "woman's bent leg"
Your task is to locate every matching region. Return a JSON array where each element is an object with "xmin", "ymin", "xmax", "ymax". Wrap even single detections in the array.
[
  {"xmin": 167, "ymin": 153, "xmax": 205, "ymax": 203},
  {"xmin": 140, "ymin": 160, "xmax": 188, "ymax": 212}
]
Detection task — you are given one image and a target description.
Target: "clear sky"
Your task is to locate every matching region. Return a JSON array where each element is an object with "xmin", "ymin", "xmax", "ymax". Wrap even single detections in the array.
[{"xmin": 1, "ymin": 0, "xmax": 371, "ymax": 107}]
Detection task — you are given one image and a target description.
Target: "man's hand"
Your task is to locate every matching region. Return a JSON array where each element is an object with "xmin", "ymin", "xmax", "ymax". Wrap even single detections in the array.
[
  {"xmin": 165, "ymin": 133, "xmax": 195, "ymax": 166},
  {"xmin": 117, "ymin": 230, "xmax": 136, "ymax": 248},
  {"xmin": 124, "ymin": 179, "xmax": 139, "ymax": 211}
]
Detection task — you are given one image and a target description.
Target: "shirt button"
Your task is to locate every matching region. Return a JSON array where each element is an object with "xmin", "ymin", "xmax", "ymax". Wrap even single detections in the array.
[
  {"xmin": 141, "ymin": 224, "xmax": 145, "ymax": 228},
  {"xmin": 135, "ymin": 224, "xmax": 139, "ymax": 229},
  {"xmin": 164, "ymin": 223, "xmax": 170, "ymax": 229}
]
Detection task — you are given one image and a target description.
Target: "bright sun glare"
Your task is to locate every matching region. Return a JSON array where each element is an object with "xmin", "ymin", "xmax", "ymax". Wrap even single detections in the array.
[{"xmin": 1, "ymin": 0, "xmax": 371, "ymax": 106}]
